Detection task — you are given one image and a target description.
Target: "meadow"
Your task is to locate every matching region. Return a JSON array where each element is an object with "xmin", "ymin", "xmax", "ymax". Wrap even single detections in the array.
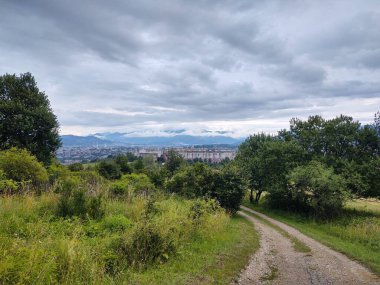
[
  {"xmin": 0, "ymin": 189, "xmax": 258, "ymax": 285},
  {"xmin": 243, "ymin": 197, "xmax": 380, "ymax": 274}
]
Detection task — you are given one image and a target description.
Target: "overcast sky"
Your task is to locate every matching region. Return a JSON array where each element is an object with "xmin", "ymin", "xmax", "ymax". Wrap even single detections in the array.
[{"xmin": 0, "ymin": 1, "xmax": 379, "ymax": 137}]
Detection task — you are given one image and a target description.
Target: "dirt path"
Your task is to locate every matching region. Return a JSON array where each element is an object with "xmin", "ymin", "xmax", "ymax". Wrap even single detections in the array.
[{"xmin": 234, "ymin": 206, "xmax": 379, "ymax": 285}]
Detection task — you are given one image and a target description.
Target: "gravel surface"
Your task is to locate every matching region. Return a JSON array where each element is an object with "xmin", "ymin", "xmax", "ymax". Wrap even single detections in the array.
[{"xmin": 234, "ymin": 206, "xmax": 379, "ymax": 285}]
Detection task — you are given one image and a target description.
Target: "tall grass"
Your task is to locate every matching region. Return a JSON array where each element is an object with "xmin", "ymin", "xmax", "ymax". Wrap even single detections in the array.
[{"xmin": 0, "ymin": 191, "xmax": 251, "ymax": 284}]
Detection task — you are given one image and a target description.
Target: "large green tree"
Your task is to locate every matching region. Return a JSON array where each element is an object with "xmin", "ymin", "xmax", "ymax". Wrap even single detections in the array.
[
  {"xmin": 0, "ymin": 73, "xmax": 61, "ymax": 164},
  {"xmin": 235, "ymin": 133, "xmax": 274, "ymax": 203}
]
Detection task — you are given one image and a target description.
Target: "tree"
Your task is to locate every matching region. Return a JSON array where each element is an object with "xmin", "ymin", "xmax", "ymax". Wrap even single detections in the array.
[
  {"xmin": 236, "ymin": 134, "xmax": 305, "ymax": 203},
  {"xmin": 0, "ymin": 148, "xmax": 48, "ymax": 186},
  {"xmin": 375, "ymin": 111, "xmax": 380, "ymax": 137},
  {"xmin": 133, "ymin": 158, "xmax": 145, "ymax": 174},
  {"xmin": 212, "ymin": 166, "xmax": 245, "ymax": 213},
  {"xmin": 283, "ymin": 114, "xmax": 379, "ymax": 197},
  {"xmin": 165, "ymin": 163, "xmax": 244, "ymax": 213},
  {"xmin": 165, "ymin": 149, "xmax": 185, "ymax": 175},
  {"xmin": 235, "ymin": 134, "xmax": 274, "ymax": 203},
  {"xmin": 115, "ymin": 154, "xmax": 132, "ymax": 174},
  {"xmin": 0, "ymin": 73, "xmax": 61, "ymax": 164}
]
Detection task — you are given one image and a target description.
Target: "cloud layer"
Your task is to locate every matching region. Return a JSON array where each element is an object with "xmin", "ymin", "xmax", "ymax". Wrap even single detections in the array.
[{"xmin": 1, "ymin": 0, "xmax": 379, "ymax": 137}]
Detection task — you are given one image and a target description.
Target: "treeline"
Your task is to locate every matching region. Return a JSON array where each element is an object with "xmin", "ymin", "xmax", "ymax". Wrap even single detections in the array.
[{"xmin": 236, "ymin": 114, "xmax": 380, "ymax": 217}]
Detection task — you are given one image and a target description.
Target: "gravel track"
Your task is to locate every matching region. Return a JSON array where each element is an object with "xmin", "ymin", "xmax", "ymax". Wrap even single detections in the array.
[{"xmin": 234, "ymin": 206, "xmax": 379, "ymax": 285}]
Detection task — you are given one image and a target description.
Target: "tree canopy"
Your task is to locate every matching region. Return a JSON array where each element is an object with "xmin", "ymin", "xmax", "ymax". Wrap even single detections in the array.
[{"xmin": 0, "ymin": 73, "xmax": 61, "ymax": 164}]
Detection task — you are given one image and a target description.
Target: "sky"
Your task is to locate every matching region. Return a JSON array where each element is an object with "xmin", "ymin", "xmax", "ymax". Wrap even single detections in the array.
[{"xmin": 0, "ymin": 0, "xmax": 379, "ymax": 138}]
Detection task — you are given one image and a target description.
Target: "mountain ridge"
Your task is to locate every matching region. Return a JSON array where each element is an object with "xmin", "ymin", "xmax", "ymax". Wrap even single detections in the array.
[{"xmin": 61, "ymin": 133, "xmax": 244, "ymax": 147}]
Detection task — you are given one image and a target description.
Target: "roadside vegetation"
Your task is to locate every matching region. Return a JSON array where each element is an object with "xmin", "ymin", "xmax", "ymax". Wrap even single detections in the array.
[{"xmin": 0, "ymin": 148, "xmax": 255, "ymax": 284}]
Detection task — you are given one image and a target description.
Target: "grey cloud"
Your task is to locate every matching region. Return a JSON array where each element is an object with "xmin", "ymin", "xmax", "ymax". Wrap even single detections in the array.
[
  {"xmin": 261, "ymin": 63, "xmax": 326, "ymax": 84},
  {"xmin": 0, "ymin": 0, "xmax": 379, "ymax": 135}
]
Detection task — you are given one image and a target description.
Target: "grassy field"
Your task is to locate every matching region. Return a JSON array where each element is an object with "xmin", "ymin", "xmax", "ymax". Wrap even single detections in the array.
[
  {"xmin": 0, "ymin": 193, "xmax": 259, "ymax": 284},
  {"xmin": 243, "ymin": 197, "xmax": 380, "ymax": 275},
  {"xmin": 127, "ymin": 216, "xmax": 259, "ymax": 284}
]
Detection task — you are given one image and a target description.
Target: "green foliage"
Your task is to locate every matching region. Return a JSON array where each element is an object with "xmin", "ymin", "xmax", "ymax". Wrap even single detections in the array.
[
  {"xmin": 101, "ymin": 214, "xmax": 132, "ymax": 232},
  {"xmin": 0, "ymin": 72, "xmax": 61, "ymax": 164},
  {"xmin": 166, "ymin": 163, "xmax": 214, "ymax": 198},
  {"xmin": 166, "ymin": 163, "xmax": 244, "ymax": 213},
  {"xmin": 146, "ymin": 166, "xmax": 169, "ymax": 187},
  {"xmin": 133, "ymin": 157, "xmax": 145, "ymax": 173},
  {"xmin": 56, "ymin": 178, "xmax": 105, "ymax": 219},
  {"xmin": 165, "ymin": 149, "xmax": 185, "ymax": 175},
  {"xmin": 213, "ymin": 167, "xmax": 245, "ymax": 213},
  {"xmin": 281, "ymin": 114, "xmax": 380, "ymax": 197},
  {"xmin": 281, "ymin": 161, "xmax": 349, "ymax": 217},
  {"xmin": 110, "ymin": 173, "xmax": 156, "ymax": 198},
  {"xmin": 97, "ymin": 160, "xmax": 121, "ymax": 180},
  {"xmin": 47, "ymin": 162, "xmax": 70, "ymax": 185},
  {"xmin": 0, "ymin": 170, "xmax": 18, "ymax": 194},
  {"xmin": 115, "ymin": 154, "xmax": 132, "ymax": 174},
  {"xmin": 0, "ymin": 148, "xmax": 48, "ymax": 189},
  {"xmin": 236, "ymin": 135, "xmax": 305, "ymax": 203},
  {"xmin": 68, "ymin": 162, "xmax": 84, "ymax": 172},
  {"xmin": 121, "ymin": 220, "xmax": 171, "ymax": 268},
  {"xmin": 0, "ymin": 164, "xmax": 249, "ymax": 285},
  {"xmin": 375, "ymin": 111, "xmax": 380, "ymax": 137}
]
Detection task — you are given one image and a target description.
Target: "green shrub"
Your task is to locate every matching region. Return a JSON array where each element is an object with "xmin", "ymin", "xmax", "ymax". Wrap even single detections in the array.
[
  {"xmin": 56, "ymin": 178, "xmax": 105, "ymax": 219},
  {"xmin": 123, "ymin": 221, "xmax": 169, "ymax": 268},
  {"xmin": 101, "ymin": 215, "xmax": 132, "ymax": 232},
  {"xmin": 115, "ymin": 154, "xmax": 132, "ymax": 174},
  {"xmin": 0, "ymin": 170, "xmax": 18, "ymax": 194},
  {"xmin": 97, "ymin": 160, "xmax": 121, "ymax": 180},
  {"xmin": 109, "ymin": 180, "xmax": 129, "ymax": 197},
  {"xmin": 0, "ymin": 148, "xmax": 48, "ymax": 188},
  {"xmin": 68, "ymin": 162, "xmax": 84, "ymax": 172},
  {"xmin": 268, "ymin": 160, "xmax": 350, "ymax": 218},
  {"xmin": 212, "ymin": 167, "xmax": 245, "ymax": 213},
  {"xmin": 110, "ymin": 174, "xmax": 155, "ymax": 198},
  {"xmin": 165, "ymin": 163, "xmax": 244, "ymax": 213},
  {"xmin": 47, "ymin": 162, "xmax": 70, "ymax": 185}
]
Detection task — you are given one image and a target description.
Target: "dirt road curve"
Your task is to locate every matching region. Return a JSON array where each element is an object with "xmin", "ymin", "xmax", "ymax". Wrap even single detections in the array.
[{"xmin": 235, "ymin": 206, "xmax": 379, "ymax": 285}]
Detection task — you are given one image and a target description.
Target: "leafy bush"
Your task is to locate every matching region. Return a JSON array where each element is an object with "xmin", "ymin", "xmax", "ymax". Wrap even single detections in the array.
[
  {"xmin": 101, "ymin": 215, "xmax": 132, "ymax": 232},
  {"xmin": 109, "ymin": 180, "xmax": 129, "ymax": 197},
  {"xmin": 166, "ymin": 163, "xmax": 214, "ymax": 198},
  {"xmin": 97, "ymin": 160, "xmax": 121, "ymax": 180},
  {"xmin": 165, "ymin": 163, "xmax": 244, "ymax": 213},
  {"xmin": 47, "ymin": 162, "xmax": 70, "ymax": 185},
  {"xmin": 122, "ymin": 221, "xmax": 170, "ymax": 268},
  {"xmin": 0, "ymin": 148, "xmax": 48, "ymax": 188},
  {"xmin": 146, "ymin": 166, "xmax": 169, "ymax": 187},
  {"xmin": 212, "ymin": 167, "xmax": 245, "ymax": 213},
  {"xmin": 268, "ymin": 161, "xmax": 349, "ymax": 217},
  {"xmin": 0, "ymin": 170, "xmax": 18, "ymax": 194},
  {"xmin": 56, "ymin": 178, "xmax": 105, "ymax": 219},
  {"xmin": 165, "ymin": 149, "xmax": 185, "ymax": 175},
  {"xmin": 115, "ymin": 154, "xmax": 132, "ymax": 174},
  {"xmin": 68, "ymin": 162, "xmax": 84, "ymax": 172},
  {"xmin": 109, "ymin": 173, "xmax": 155, "ymax": 198}
]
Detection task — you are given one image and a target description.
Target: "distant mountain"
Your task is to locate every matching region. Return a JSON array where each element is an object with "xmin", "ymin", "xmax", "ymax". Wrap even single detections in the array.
[
  {"xmin": 61, "ymin": 135, "xmax": 115, "ymax": 147},
  {"xmin": 60, "ymin": 133, "xmax": 244, "ymax": 147}
]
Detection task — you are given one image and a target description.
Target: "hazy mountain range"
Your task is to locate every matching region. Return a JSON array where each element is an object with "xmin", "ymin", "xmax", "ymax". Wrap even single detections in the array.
[{"xmin": 61, "ymin": 132, "xmax": 244, "ymax": 147}]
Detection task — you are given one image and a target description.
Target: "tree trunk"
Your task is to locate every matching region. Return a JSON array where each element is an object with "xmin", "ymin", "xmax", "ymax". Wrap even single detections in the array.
[
  {"xmin": 249, "ymin": 189, "xmax": 254, "ymax": 203},
  {"xmin": 255, "ymin": 190, "xmax": 262, "ymax": 204}
]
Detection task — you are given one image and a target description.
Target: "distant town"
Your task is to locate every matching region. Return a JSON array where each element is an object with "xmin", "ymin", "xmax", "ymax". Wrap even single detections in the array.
[{"xmin": 57, "ymin": 145, "xmax": 237, "ymax": 165}]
